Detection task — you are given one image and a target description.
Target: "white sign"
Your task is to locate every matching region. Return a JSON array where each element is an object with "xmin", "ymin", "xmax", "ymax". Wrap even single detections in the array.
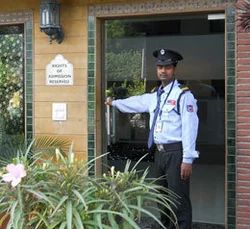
[
  {"xmin": 46, "ymin": 54, "xmax": 73, "ymax": 85},
  {"xmin": 52, "ymin": 103, "xmax": 67, "ymax": 121}
]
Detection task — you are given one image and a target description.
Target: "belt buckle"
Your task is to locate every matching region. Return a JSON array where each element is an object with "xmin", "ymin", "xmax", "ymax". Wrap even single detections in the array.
[{"xmin": 157, "ymin": 144, "xmax": 164, "ymax": 152}]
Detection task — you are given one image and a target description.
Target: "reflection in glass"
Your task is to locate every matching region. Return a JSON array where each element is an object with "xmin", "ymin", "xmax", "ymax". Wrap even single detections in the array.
[
  {"xmin": 104, "ymin": 17, "xmax": 225, "ymax": 164},
  {"xmin": 0, "ymin": 25, "xmax": 24, "ymax": 160}
]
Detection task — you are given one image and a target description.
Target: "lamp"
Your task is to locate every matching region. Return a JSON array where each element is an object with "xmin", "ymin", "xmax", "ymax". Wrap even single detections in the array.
[{"xmin": 40, "ymin": 0, "xmax": 64, "ymax": 44}]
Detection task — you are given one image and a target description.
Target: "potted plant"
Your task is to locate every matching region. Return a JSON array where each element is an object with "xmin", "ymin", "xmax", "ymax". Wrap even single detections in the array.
[{"xmin": 0, "ymin": 137, "xmax": 177, "ymax": 228}]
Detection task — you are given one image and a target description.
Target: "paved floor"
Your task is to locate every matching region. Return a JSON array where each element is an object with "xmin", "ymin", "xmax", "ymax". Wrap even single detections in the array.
[{"xmin": 138, "ymin": 218, "xmax": 225, "ymax": 229}]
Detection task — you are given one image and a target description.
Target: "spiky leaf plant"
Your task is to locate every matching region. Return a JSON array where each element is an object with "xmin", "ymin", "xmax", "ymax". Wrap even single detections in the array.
[
  {"xmin": 0, "ymin": 140, "xmax": 177, "ymax": 229},
  {"xmin": 0, "ymin": 135, "xmax": 71, "ymax": 168}
]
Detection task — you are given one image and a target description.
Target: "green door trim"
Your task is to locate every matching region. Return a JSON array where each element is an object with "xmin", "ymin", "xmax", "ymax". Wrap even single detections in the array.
[{"xmin": 225, "ymin": 6, "xmax": 236, "ymax": 228}]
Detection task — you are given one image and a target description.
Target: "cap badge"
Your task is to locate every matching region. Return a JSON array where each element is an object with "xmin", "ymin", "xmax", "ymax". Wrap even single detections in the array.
[{"xmin": 160, "ymin": 49, "xmax": 165, "ymax": 55}]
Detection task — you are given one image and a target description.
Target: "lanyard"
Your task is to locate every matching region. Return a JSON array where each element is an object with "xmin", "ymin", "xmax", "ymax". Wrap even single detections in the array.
[{"xmin": 158, "ymin": 79, "xmax": 175, "ymax": 120}]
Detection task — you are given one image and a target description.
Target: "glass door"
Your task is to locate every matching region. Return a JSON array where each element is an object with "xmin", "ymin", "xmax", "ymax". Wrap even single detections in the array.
[{"xmin": 102, "ymin": 13, "xmax": 225, "ymax": 226}]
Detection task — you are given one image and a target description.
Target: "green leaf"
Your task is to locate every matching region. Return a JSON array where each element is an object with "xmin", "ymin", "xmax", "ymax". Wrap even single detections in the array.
[
  {"xmin": 123, "ymin": 186, "xmax": 143, "ymax": 195},
  {"xmin": 88, "ymin": 209, "xmax": 140, "ymax": 229},
  {"xmin": 96, "ymin": 212, "xmax": 103, "ymax": 229},
  {"xmin": 145, "ymin": 205, "xmax": 175, "ymax": 227},
  {"xmin": 136, "ymin": 195, "xmax": 142, "ymax": 220},
  {"xmin": 72, "ymin": 208, "xmax": 84, "ymax": 229},
  {"xmin": 138, "ymin": 194, "xmax": 177, "ymax": 215},
  {"xmin": 32, "ymin": 211, "xmax": 51, "ymax": 229},
  {"xmin": 113, "ymin": 192, "xmax": 131, "ymax": 214},
  {"xmin": 13, "ymin": 208, "xmax": 22, "ymax": 229},
  {"xmin": 50, "ymin": 196, "xmax": 68, "ymax": 217},
  {"xmin": 26, "ymin": 189, "xmax": 55, "ymax": 208},
  {"xmin": 59, "ymin": 222, "xmax": 67, "ymax": 229},
  {"xmin": 131, "ymin": 154, "xmax": 148, "ymax": 172},
  {"xmin": 107, "ymin": 213, "xmax": 119, "ymax": 229},
  {"xmin": 128, "ymin": 205, "xmax": 168, "ymax": 229},
  {"xmin": 81, "ymin": 186, "xmax": 96, "ymax": 199},
  {"xmin": 72, "ymin": 189, "xmax": 88, "ymax": 210},
  {"xmin": 124, "ymin": 160, "xmax": 131, "ymax": 173},
  {"xmin": 10, "ymin": 201, "xmax": 18, "ymax": 227},
  {"xmin": 86, "ymin": 152, "xmax": 109, "ymax": 169},
  {"xmin": 24, "ymin": 139, "xmax": 35, "ymax": 160},
  {"xmin": 66, "ymin": 200, "xmax": 72, "ymax": 229},
  {"xmin": 84, "ymin": 220, "xmax": 110, "ymax": 229}
]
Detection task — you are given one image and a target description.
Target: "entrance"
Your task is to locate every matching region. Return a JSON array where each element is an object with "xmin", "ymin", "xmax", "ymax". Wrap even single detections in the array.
[{"xmin": 102, "ymin": 13, "xmax": 225, "ymax": 225}]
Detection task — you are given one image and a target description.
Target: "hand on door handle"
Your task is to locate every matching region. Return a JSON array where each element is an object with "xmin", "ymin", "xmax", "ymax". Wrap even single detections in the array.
[{"xmin": 105, "ymin": 97, "xmax": 113, "ymax": 106}]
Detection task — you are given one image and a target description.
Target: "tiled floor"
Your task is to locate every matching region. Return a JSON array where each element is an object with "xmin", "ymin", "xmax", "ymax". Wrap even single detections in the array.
[
  {"xmin": 192, "ymin": 223, "xmax": 225, "ymax": 229},
  {"xmin": 138, "ymin": 218, "xmax": 225, "ymax": 229}
]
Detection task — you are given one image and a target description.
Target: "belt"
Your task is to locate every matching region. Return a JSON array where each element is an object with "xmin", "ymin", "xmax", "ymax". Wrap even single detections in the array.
[{"xmin": 156, "ymin": 142, "xmax": 182, "ymax": 152}]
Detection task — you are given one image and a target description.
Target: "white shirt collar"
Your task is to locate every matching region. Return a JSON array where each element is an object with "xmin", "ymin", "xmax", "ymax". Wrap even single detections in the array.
[{"xmin": 162, "ymin": 79, "xmax": 177, "ymax": 92}]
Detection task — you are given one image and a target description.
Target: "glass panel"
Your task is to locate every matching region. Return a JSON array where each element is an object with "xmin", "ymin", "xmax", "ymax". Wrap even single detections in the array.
[
  {"xmin": 0, "ymin": 24, "xmax": 25, "ymax": 159},
  {"xmin": 105, "ymin": 20, "xmax": 151, "ymax": 163},
  {"xmin": 103, "ymin": 14, "xmax": 225, "ymax": 225}
]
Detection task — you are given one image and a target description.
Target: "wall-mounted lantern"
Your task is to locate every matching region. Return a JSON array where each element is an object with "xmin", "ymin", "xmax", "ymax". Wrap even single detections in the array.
[{"xmin": 40, "ymin": 0, "xmax": 64, "ymax": 44}]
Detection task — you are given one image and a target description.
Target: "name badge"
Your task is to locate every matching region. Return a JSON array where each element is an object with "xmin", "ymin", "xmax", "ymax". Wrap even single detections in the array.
[{"xmin": 155, "ymin": 121, "xmax": 163, "ymax": 133}]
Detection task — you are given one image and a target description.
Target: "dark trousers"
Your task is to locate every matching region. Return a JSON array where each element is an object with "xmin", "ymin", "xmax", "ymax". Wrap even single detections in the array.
[{"xmin": 154, "ymin": 143, "xmax": 192, "ymax": 229}]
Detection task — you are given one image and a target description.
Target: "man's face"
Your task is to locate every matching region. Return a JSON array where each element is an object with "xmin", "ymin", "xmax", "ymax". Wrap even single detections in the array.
[{"xmin": 156, "ymin": 65, "xmax": 175, "ymax": 82}]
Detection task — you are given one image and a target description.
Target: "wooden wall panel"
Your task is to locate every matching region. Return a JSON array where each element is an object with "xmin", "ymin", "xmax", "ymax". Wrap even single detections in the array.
[
  {"xmin": 34, "ymin": 86, "xmax": 87, "ymax": 102},
  {"xmin": 0, "ymin": 0, "xmax": 139, "ymax": 160},
  {"xmin": 34, "ymin": 102, "xmax": 87, "ymax": 118},
  {"xmin": 32, "ymin": 3, "xmax": 88, "ymax": 158},
  {"xmin": 34, "ymin": 37, "xmax": 87, "ymax": 54},
  {"xmin": 35, "ymin": 118, "xmax": 86, "ymax": 135}
]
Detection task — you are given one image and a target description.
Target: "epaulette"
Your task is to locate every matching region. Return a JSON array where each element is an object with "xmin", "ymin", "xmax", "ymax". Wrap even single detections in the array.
[{"xmin": 178, "ymin": 84, "xmax": 190, "ymax": 92}]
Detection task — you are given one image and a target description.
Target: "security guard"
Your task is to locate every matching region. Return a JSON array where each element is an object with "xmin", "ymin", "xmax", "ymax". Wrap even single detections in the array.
[{"xmin": 106, "ymin": 49, "xmax": 199, "ymax": 229}]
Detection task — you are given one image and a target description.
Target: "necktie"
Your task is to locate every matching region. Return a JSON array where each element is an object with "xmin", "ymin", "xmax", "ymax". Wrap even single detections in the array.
[{"xmin": 147, "ymin": 88, "xmax": 164, "ymax": 149}]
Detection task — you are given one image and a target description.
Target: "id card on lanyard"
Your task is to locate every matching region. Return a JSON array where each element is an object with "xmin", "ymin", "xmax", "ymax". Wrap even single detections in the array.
[
  {"xmin": 155, "ymin": 122, "xmax": 163, "ymax": 133},
  {"xmin": 154, "ymin": 80, "xmax": 175, "ymax": 133}
]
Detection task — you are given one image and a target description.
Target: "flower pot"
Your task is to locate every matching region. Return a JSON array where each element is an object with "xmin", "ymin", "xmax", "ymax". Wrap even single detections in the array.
[{"xmin": 0, "ymin": 213, "xmax": 9, "ymax": 229}]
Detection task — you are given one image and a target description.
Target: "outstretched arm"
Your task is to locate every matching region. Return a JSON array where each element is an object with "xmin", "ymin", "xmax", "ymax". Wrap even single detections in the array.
[{"xmin": 105, "ymin": 93, "xmax": 152, "ymax": 113}]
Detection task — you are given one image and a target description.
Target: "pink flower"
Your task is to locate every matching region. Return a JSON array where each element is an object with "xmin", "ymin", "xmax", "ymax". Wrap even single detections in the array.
[{"xmin": 2, "ymin": 163, "xmax": 26, "ymax": 187}]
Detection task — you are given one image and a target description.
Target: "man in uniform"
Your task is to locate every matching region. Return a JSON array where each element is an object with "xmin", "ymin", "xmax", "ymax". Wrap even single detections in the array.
[{"xmin": 105, "ymin": 49, "xmax": 199, "ymax": 229}]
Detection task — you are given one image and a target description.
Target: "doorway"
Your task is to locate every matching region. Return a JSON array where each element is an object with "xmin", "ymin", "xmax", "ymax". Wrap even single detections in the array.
[{"xmin": 102, "ymin": 13, "xmax": 225, "ymax": 225}]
